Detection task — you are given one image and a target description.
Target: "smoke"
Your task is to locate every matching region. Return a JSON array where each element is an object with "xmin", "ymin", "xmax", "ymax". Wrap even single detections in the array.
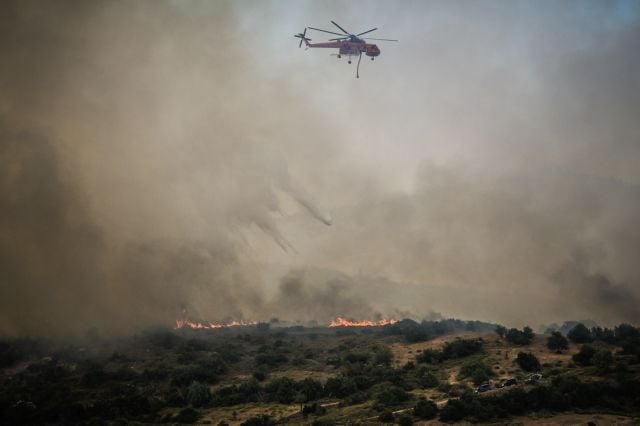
[
  {"xmin": 0, "ymin": 0, "xmax": 342, "ymax": 336},
  {"xmin": 278, "ymin": 167, "xmax": 333, "ymax": 226},
  {"xmin": 1, "ymin": 1, "xmax": 639, "ymax": 336}
]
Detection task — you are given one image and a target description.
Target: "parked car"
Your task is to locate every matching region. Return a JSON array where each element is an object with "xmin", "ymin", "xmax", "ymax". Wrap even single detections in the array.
[
  {"xmin": 474, "ymin": 383, "xmax": 492, "ymax": 393},
  {"xmin": 525, "ymin": 373, "xmax": 543, "ymax": 384},
  {"xmin": 496, "ymin": 378, "xmax": 517, "ymax": 388}
]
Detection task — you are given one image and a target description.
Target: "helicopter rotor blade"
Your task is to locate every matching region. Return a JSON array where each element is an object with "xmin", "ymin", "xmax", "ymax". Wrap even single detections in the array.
[
  {"xmin": 363, "ymin": 37, "xmax": 398, "ymax": 41},
  {"xmin": 307, "ymin": 26, "xmax": 344, "ymax": 37},
  {"xmin": 329, "ymin": 36, "xmax": 349, "ymax": 41},
  {"xmin": 356, "ymin": 28, "xmax": 378, "ymax": 36},
  {"xmin": 331, "ymin": 20, "xmax": 350, "ymax": 35},
  {"xmin": 294, "ymin": 28, "xmax": 312, "ymax": 48}
]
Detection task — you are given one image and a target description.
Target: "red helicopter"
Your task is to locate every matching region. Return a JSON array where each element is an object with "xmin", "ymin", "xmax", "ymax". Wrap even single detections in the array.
[{"xmin": 295, "ymin": 21, "xmax": 397, "ymax": 78}]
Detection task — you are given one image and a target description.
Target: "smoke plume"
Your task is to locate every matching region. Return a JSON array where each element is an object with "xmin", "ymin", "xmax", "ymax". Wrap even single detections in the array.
[{"xmin": 1, "ymin": 1, "xmax": 639, "ymax": 335}]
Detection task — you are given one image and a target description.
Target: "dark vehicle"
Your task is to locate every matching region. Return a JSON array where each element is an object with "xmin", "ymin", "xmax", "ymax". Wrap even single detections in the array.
[
  {"xmin": 474, "ymin": 383, "xmax": 492, "ymax": 393},
  {"xmin": 496, "ymin": 378, "xmax": 517, "ymax": 388}
]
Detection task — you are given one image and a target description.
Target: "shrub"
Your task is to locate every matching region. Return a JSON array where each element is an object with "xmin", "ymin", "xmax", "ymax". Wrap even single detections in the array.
[
  {"xmin": 413, "ymin": 397, "xmax": 438, "ymax": 419},
  {"xmin": 378, "ymin": 411, "xmax": 394, "ymax": 422},
  {"xmin": 252, "ymin": 367, "xmax": 268, "ymax": 382},
  {"xmin": 374, "ymin": 384, "xmax": 409, "ymax": 406},
  {"xmin": 299, "ymin": 378, "xmax": 323, "ymax": 402},
  {"xmin": 418, "ymin": 370, "xmax": 440, "ymax": 388},
  {"xmin": 171, "ymin": 363, "xmax": 221, "ymax": 386},
  {"xmin": 506, "ymin": 327, "xmax": 535, "ymax": 345},
  {"xmin": 572, "ymin": 345, "xmax": 596, "ymax": 366},
  {"xmin": 547, "ymin": 331, "xmax": 569, "ymax": 352},
  {"xmin": 241, "ymin": 415, "xmax": 276, "ymax": 426},
  {"xmin": 344, "ymin": 352, "xmax": 369, "ymax": 364},
  {"xmin": 187, "ymin": 381, "xmax": 211, "ymax": 407},
  {"xmin": 374, "ymin": 347, "xmax": 393, "ymax": 366},
  {"xmin": 175, "ymin": 407, "xmax": 199, "ymax": 424},
  {"xmin": 255, "ymin": 350, "xmax": 288, "ymax": 367},
  {"xmin": 416, "ymin": 348, "xmax": 443, "ymax": 364},
  {"xmin": 439, "ymin": 398, "xmax": 468, "ymax": 422},
  {"xmin": 397, "ymin": 414, "xmax": 413, "ymax": 426},
  {"xmin": 442, "ymin": 339, "xmax": 484, "ymax": 358},
  {"xmin": 459, "ymin": 360, "xmax": 494, "ymax": 385},
  {"xmin": 516, "ymin": 352, "xmax": 541, "ymax": 372},
  {"xmin": 567, "ymin": 323, "xmax": 593, "ymax": 344},
  {"xmin": 265, "ymin": 377, "xmax": 297, "ymax": 404},
  {"xmin": 592, "ymin": 349, "xmax": 613, "ymax": 372},
  {"xmin": 302, "ymin": 403, "xmax": 326, "ymax": 416}
]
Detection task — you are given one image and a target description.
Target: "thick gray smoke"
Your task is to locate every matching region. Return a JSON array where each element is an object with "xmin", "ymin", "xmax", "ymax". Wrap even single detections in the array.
[{"xmin": 1, "ymin": 1, "xmax": 639, "ymax": 336}]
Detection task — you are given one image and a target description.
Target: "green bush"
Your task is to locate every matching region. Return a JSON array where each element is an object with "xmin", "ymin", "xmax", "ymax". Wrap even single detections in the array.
[
  {"xmin": 397, "ymin": 414, "xmax": 413, "ymax": 426},
  {"xmin": 416, "ymin": 348, "xmax": 443, "ymax": 364},
  {"xmin": 413, "ymin": 397, "xmax": 438, "ymax": 419},
  {"xmin": 373, "ymin": 384, "xmax": 410, "ymax": 406},
  {"xmin": 374, "ymin": 347, "xmax": 393, "ymax": 366},
  {"xmin": 547, "ymin": 331, "xmax": 569, "ymax": 352},
  {"xmin": 187, "ymin": 381, "xmax": 211, "ymax": 407},
  {"xmin": 418, "ymin": 370, "xmax": 440, "ymax": 388},
  {"xmin": 516, "ymin": 352, "xmax": 541, "ymax": 372},
  {"xmin": 572, "ymin": 345, "xmax": 596, "ymax": 366},
  {"xmin": 506, "ymin": 327, "xmax": 535, "ymax": 345},
  {"xmin": 378, "ymin": 410, "xmax": 394, "ymax": 422},
  {"xmin": 175, "ymin": 407, "xmax": 199, "ymax": 424},
  {"xmin": 567, "ymin": 323, "xmax": 593, "ymax": 344},
  {"xmin": 459, "ymin": 360, "xmax": 495, "ymax": 385},
  {"xmin": 442, "ymin": 338, "xmax": 484, "ymax": 358},
  {"xmin": 241, "ymin": 414, "xmax": 276, "ymax": 426},
  {"xmin": 592, "ymin": 349, "xmax": 613, "ymax": 372}
]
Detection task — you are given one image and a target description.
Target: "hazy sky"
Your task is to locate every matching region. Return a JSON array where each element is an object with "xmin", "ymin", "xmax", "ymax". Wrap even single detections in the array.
[{"xmin": 1, "ymin": 1, "xmax": 639, "ymax": 336}]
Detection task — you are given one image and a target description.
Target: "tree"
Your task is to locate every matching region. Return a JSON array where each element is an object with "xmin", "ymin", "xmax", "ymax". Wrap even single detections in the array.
[
  {"xmin": 378, "ymin": 411, "xmax": 394, "ymax": 422},
  {"xmin": 572, "ymin": 344, "xmax": 596, "ymax": 366},
  {"xmin": 397, "ymin": 414, "xmax": 413, "ymax": 426},
  {"xmin": 547, "ymin": 331, "xmax": 569, "ymax": 352},
  {"xmin": 523, "ymin": 326, "xmax": 535, "ymax": 341},
  {"xmin": 298, "ymin": 378, "xmax": 323, "ymax": 402},
  {"xmin": 187, "ymin": 381, "xmax": 211, "ymax": 407},
  {"xmin": 241, "ymin": 415, "xmax": 276, "ymax": 426},
  {"xmin": 175, "ymin": 408, "xmax": 199, "ymax": 424},
  {"xmin": 418, "ymin": 370, "xmax": 440, "ymax": 388},
  {"xmin": 374, "ymin": 385, "xmax": 409, "ymax": 406},
  {"xmin": 592, "ymin": 349, "xmax": 613, "ymax": 372},
  {"xmin": 374, "ymin": 347, "xmax": 393, "ymax": 366},
  {"xmin": 516, "ymin": 352, "xmax": 540, "ymax": 372},
  {"xmin": 567, "ymin": 323, "xmax": 593, "ymax": 344},
  {"xmin": 495, "ymin": 325, "xmax": 507, "ymax": 339},
  {"xmin": 506, "ymin": 327, "xmax": 534, "ymax": 345},
  {"xmin": 459, "ymin": 360, "xmax": 494, "ymax": 385},
  {"xmin": 413, "ymin": 397, "xmax": 438, "ymax": 420}
]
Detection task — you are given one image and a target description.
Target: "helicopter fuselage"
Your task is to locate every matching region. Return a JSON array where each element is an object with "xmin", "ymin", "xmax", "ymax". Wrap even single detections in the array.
[{"xmin": 307, "ymin": 40, "xmax": 380, "ymax": 57}]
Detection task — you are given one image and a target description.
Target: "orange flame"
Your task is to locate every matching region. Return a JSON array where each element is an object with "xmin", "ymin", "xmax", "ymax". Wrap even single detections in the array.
[
  {"xmin": 175, "ymin": 319, "xmax": 258, "ymax": 330},
  {"xmin": 329, "ymin": 317, "xmax": 398, "ymax": 327}
]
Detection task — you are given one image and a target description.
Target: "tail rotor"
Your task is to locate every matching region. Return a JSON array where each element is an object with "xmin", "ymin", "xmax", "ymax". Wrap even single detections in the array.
[{"xmin": 294, "ymin": 28, "xmax": 311, "ymax": 48}]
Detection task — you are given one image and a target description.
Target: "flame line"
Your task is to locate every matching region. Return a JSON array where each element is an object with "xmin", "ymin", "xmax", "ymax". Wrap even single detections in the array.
[
  {"xmin": 328, "ymin": 317, "xmax": 398, "ymax": 327},
  {"xmin": 175, "ymin": 319, "xmax": 258, "ymax": 330}
]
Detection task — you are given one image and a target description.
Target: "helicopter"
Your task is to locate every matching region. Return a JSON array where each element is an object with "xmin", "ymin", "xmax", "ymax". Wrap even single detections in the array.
[{"xmin": 294, "ymin": 21, "xmax": 397, "ymax": 78}]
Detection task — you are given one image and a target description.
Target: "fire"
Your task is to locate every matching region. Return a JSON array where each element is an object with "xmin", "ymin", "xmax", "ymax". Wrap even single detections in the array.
[
  {"xmin": 175, "ymin": 319, "xmax": 258, "ymax": 330},
  {"xmin": 329, "ymin": 317, "xmax": 398, "ymax": 327}
]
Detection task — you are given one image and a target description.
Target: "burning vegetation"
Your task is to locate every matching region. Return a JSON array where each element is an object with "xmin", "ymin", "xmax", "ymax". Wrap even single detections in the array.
[
  {"xmin": 175, "ymin": 319, "xmax": 258, "ymax": 330},
  {"xmin": 328, "ymin": 317, "xmax": 398, "ymax": 327}
]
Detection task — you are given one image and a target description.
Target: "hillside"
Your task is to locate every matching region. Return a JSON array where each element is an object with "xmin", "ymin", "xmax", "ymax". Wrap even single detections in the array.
[{"xmin": 1, "ymin": 320, "xmax": 639, "ymax": 424}]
